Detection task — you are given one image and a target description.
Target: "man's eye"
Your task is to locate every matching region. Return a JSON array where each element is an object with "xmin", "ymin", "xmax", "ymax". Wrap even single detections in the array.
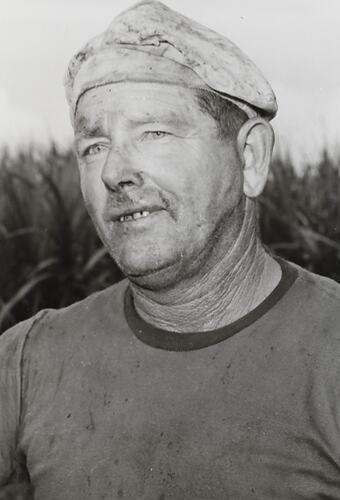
[
  {"xmin": 83, "ymin": 144, "xmax": 106, "ymax": 156},
  {"xmin": 143, "ymin": 131, "xmax": 171, "ymax": 140}
]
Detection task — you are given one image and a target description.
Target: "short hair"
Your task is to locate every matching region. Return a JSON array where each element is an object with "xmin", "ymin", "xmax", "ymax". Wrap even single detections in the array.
[{"xmin": 195, "ymin": 89, "xmax": 248, "ymax": 140}]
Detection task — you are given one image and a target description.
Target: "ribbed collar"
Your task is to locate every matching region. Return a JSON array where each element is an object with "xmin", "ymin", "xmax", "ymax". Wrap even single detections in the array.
[{"xmin": 124, "ymin": 258, "xmax": 298, "ymax": 351}]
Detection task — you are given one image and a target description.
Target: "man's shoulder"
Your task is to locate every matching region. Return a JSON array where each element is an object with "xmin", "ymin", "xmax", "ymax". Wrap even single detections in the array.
[
  {"xmin": 278, "ymin": 259, "xmax": 340, "ymax": 346},
  {"xmin": 0, "ymin": 278, "xmax": 129, "ymax": 349},
  {"xmin": 46, "ymin": 277, "xmax": 129, "ymax": 322},
  {"xmin": 288, "ymin": 259, "xmax": 340, "ymax": 307},
  {"xmin": 292, "ymin": 260, "xmax": 340, "ymax": 298},
  {"xmin": 284, "ymin": 261, "xmax": 340, "ymax": 386}
]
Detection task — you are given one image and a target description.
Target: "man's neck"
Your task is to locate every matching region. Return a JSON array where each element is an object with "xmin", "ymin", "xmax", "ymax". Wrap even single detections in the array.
[{"xmin": 130, "ymin": 204, "xmax": 282, "ymax": 333}]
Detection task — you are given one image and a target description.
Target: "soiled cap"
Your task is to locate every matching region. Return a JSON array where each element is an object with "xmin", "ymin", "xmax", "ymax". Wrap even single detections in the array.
[{"xmin": 64, "ymin": 0, "xmax": 277, "ymax": 124}]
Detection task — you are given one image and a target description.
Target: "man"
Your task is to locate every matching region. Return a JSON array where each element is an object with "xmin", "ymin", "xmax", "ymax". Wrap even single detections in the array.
[{"xmin": 1, "ymin": 1, "xmax": 340, "ymax": 499}]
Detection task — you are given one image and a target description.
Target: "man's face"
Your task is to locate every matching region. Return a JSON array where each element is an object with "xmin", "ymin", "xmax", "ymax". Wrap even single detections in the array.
[{"xmin": 74, "ymin": 82, "xmax": 244, "ymax": 285}]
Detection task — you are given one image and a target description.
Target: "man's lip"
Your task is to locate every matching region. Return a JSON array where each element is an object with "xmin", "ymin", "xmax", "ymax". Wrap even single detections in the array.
[{"xmin": 111, "ymin": 206, "xmax": 165, "ymax": 221}]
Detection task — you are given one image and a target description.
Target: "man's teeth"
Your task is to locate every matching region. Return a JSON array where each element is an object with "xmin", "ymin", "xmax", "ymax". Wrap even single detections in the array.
[{"xmin": 119, "ymin": 211, "xmax": 150, "ymax": 222}]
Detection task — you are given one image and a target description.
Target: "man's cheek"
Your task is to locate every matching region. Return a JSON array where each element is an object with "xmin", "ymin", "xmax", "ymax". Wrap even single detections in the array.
[
  {"xmin": 145, "ymin": 147, "xmax": 198, "ymax": 190},
  {"xmin": 80, "ymin": 176, "xmax": 104, "ymax": 215},
  {"xmin": 81, "ymin": 190, "xmax": 103, "ymax": 230}
]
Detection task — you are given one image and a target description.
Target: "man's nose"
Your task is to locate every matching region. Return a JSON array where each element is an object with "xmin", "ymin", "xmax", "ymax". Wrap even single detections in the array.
[{"xmin": 101, "ymin": 146, "xmax": 143, "ymax": 191}]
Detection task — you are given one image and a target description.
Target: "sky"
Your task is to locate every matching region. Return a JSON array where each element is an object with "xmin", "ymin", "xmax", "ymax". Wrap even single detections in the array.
[{"xmin": 0, "ymin": 0, "xmax": 339, "ymax": 165}]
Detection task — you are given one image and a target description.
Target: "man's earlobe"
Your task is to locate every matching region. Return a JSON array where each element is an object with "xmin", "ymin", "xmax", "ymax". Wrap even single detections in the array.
[{"xmin": 237, "ymin": 118, "xmax": 274, "ymax": 198}]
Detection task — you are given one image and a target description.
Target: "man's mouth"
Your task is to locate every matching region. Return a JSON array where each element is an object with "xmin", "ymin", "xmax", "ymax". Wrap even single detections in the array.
[
  {"xmin": 112, "ymin": 205, "xmax": 165, "ymax": 223},
  {"xmin": 119, "ymin": 210, "xmax": 151, "ymax": 222}
]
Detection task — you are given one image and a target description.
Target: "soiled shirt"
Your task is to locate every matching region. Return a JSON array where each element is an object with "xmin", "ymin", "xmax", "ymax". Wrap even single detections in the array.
[{"xmin": 1, "ymin": 259, "xmax": 340, "ymax": 500}]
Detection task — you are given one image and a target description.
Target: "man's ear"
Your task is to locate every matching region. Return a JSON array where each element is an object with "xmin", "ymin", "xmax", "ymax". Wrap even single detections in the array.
[{"xmin": 237, "ymin": 117, "xmax": 274, "ymax": 198}]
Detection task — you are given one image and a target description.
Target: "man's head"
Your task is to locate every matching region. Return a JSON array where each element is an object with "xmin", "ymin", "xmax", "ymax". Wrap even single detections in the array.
[{"xmin": 65, "ymin": 1, "xmax": 276, "ymax": 289}]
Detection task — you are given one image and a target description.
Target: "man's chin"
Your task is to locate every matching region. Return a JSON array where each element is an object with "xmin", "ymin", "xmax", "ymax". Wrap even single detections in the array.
[{"xmin": 116, "ymin": 254, "xmax": 184, "ymax": 290}]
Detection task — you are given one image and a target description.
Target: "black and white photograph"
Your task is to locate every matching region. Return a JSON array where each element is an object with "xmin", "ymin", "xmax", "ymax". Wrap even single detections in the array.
[{"xmin": 0, "ymin": 1, "xmax": 340, "ymax": 498}]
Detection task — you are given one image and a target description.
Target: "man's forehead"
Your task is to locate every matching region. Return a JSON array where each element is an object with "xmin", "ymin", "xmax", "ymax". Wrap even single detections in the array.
[{"xmin": 75, "ymin": 82, "xmax": 202, "ymax": 131}]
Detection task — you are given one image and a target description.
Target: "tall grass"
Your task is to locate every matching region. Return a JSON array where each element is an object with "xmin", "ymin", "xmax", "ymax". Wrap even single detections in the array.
[
  {"xmin": 0, "ymin": 145, "xmax": 121, "ymax": 333},
  {"xmin": 0, "ymin": 145, "xmax": 339, "ymax": 333},
  {"xmin": 260, "ymin": 151, "xmax": 340, "ymax": 281}
]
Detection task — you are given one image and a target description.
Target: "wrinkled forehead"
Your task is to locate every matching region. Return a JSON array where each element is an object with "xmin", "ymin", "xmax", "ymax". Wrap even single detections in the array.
[{"xmin": 74, "ymin": 80, "xmax": 212, "ymax": 136}]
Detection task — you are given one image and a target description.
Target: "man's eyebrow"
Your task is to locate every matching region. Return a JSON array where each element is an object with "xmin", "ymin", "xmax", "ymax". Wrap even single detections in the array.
[
  {"xmin": 128, "ymin": 114, "xmax": 191, "ymax": 128},
  {"xmin": 75, "ymin": 125, "xmax": 106, "ymax": 139},
  {"xmin": 74, "ymin": 112, "xmax": 192, "ymax": 140}
]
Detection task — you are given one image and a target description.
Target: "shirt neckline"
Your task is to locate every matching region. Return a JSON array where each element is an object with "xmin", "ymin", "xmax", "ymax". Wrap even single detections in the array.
[{"xmin": 124, "ymin": 258, "xmax": 298, "ymax": 351}]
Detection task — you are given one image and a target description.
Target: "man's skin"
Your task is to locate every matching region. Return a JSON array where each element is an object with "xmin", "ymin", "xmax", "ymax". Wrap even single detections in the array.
[{"xmin": 74, "ymin": 81, "xmax": 282, "ymax": 332}]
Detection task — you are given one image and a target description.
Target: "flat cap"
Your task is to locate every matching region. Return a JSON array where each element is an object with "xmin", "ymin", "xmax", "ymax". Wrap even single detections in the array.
[{"xmin": 64, "ymin": 0, "xmax": 277, "ymax": 122}]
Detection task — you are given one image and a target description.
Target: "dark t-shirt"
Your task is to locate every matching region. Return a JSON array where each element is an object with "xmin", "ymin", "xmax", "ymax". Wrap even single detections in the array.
[{"xmin": 1, "ymin": 260, "xmax": 340, "ymax": 499}]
